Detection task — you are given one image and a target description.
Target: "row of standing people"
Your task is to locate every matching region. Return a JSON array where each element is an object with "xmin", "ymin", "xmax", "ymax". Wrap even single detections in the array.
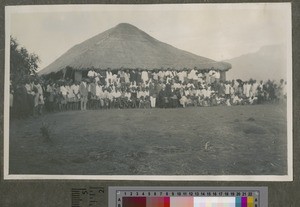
[{"xmin": 10, "ymin": 68, "xmax": 287, "ymax": 118}]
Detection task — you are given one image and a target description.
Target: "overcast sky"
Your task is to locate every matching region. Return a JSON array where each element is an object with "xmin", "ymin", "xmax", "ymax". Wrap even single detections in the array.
[{"xmin": 7, "ymin": 3, "xmax": 291, "ymax": 71}]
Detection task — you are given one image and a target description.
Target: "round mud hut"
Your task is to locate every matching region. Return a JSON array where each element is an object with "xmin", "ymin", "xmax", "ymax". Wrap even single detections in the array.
[{"xmin": 39, "ymin": 23, "xmax": 231, "ymax": 81}]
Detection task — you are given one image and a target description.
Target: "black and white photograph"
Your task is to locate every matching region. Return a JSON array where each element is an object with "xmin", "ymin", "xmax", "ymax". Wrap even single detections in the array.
[{"xmin": 4, "ymin": 3, "xmax": 292, "ymax": 180}]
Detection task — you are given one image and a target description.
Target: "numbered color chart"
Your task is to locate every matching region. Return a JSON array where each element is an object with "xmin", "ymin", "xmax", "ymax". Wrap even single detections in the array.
[
  {"xmin": 122, "ymin": 196, "xmax": 255, "ymax": 207},
  {"xmin": 117, "ymin": 191, "xmax": 259, "ymax": 207},
  {"xmin": 109, "ymin": 187, "xmax": 267, "ymax": 207}
]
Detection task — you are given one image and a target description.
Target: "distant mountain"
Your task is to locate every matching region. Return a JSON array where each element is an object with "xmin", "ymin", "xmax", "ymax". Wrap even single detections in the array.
[
  {"xmin": 39, "ymin": 23, "xmax": 230, "ymax": 75},
  {"xmin": 225, "ymin": 45, "xmax": 287, "ymax": 81}
]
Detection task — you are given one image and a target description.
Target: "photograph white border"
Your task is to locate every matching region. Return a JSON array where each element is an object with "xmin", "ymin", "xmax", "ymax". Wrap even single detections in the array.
[{"xmin": 3, "ymin": 3, "xmax": 293, "ymax": 181}]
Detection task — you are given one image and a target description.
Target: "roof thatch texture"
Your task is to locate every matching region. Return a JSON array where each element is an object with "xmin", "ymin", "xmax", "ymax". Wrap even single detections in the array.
[{"xmin": 39, "ymin": 23, "xmax": 231, "ymax": 75}]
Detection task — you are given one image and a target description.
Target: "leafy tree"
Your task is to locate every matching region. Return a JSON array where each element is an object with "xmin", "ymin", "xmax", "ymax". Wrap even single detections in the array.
[{"xmin": 10, "ymin": 36, "xmax": 40, "ymax": 87}]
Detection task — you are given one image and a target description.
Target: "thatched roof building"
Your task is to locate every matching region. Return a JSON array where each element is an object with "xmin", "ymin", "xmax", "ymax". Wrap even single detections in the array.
[{"xmin": 39, "ymin": 23, "xmax": 231, "ymax": 76}]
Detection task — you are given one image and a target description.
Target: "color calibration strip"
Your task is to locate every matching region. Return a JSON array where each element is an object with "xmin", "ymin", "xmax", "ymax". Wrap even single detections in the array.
[
  {"xmin": 109, "ymin": 187, "xmax": 266, "ymax": 207},
  {"xmin": 122, "ymin": 196, "xmax": 255, "ymax": 207},
  {"xmin": 117, "ymin": 190, "xmax": 259, "ymax": 207}
]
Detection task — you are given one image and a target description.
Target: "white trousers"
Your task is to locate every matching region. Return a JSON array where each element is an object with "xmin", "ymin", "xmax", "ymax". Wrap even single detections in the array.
[{"xmin": 150, "ymin": 96, "xmax": 156, "ymax": 108}]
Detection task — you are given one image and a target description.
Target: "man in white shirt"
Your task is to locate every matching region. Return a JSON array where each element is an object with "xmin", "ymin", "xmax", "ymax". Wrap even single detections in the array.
[
  {"xmin": 187, "ymin": 69, "xmax": 196, "ymax": 81},
  {"xmin": 79, "ymin": 80, "xmax": 88, "ymax": 110},
  {"xmin": 180, "ymin": 95, "xmax": 188, "ymax": 108},
  {"xmin": 224, "ymin": 81, "xmax": 231, "ymax": 99},
  {"xmin": 137, "ymin": 88, "xmax": 147, "ymax": 108},
  {"xmin": 124, "ymin": 71, "xmax": 130, "ymax": 83},
  {"xmin": 158, "ymin": 70, "xmax": 165, "ymax": 81},
  {"xmin": 152, "ymin": 71, "xmax": 159, "ymax": 81},
  {"xmin": 102, "ymin": 89, "xmax": 108, "ymax": 109},
  {"xmin": 141, "ymin": 70, "xmax": 149, "ymax": 83},
  {"xmin": 250, "ymin": 80, "xmax": 259, "ymax": 98},
  {"xmin": 95, "ymin": 82, "xmax": 103, "ymax": 109},
  {"xmin": 60, "ymin": 83, "xmax": 67, "ymax": 98},
  {"xmin": 106, "ymin": 89, "xmax": 114, "ymax": 109},
  {"xmin": 208, "ymin": 70, "xmax": 215, "ymax": 84},
  {"xmin": 87, "ymin": 69, "xmax": 96, "ymax": 78},
  {"xmin": 105, "ymin": 69, "xmax": 113, "ymax": 84},
  {"xmin": 71, "ymin": 82, "xmax": 80, "ymax": 110},
  {"xmin": 244, "ymin": 81, "xmax": 251, "ymax": 98},
  {"xmin": 214, "ymin": 71, "xmax": 220, "ymax": 83},
  {"xmin": 33, "ymin": 80, "xmax": 44, "ymax": 115},
  {"xmin": 25, "ymin": 81, "xmax": 34, "ymax": 95},
  {"xmin": 177, "ymin": 71, "xmax": 184, "ymax": 83},
  {"xmin": 232, "ymin": 94, "xmax": 241, "ymax": 105},
  {"xmin": 66, "ymin": 83, "xmax": 75, "ymax": 110}
]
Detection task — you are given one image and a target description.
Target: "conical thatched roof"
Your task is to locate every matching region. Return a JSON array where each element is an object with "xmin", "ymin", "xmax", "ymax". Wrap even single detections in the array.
[{"xmin": 39, "ymin": 23, "xmax": 231, "ymax": 75}]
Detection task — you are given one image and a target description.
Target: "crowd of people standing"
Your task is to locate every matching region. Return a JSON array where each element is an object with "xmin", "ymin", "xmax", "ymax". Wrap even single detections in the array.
[{"xmin": 10, "ymin": 68, "xmax": 287, "ymax": 118}]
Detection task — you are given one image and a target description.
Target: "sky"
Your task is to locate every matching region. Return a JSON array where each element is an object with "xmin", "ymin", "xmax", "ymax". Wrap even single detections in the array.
[{"xmin": 6, "ymin": 3, "xmax": 291, "ymax": 71}]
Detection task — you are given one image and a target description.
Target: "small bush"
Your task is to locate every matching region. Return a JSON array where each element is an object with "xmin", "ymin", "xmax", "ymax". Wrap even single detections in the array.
[
  {"xmin": 40, "ymin": 122, "xmax": 52, "ymax": 142},
  {"xmin": 247, "ymin": 117, "xmax": 255, "ymax": 122}
]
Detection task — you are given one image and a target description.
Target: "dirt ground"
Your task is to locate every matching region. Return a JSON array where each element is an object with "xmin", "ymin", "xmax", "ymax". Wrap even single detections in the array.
[{"xmin": 9, "ymin": 104, "xmax": 287, "ymax": 175}]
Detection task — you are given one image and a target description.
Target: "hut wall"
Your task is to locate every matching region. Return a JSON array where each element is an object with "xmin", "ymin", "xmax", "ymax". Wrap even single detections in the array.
[
  {"xmin": 74, "ymin": 71, "xmax": 82, "ymax": 82},
  {"xmin": 220, "ymin": 71, "xmax": 226, "ymax": 81}
]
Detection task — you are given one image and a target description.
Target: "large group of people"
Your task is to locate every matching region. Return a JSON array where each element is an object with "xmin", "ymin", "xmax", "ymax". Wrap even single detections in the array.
[{"xmin": 10, "ymin": 68, "xmax": 287, "ymax": 118}]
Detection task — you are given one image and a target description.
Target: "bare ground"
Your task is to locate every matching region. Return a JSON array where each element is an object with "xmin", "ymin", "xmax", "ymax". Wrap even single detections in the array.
[{"xmin": 9, "ymin": 104, "xmax": 287, "ymax": 175}]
